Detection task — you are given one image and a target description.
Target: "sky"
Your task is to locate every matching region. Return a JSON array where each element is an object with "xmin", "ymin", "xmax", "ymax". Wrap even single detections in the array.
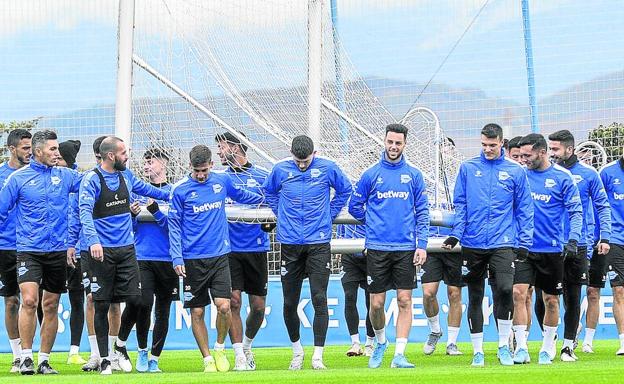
[{"xmin": 1, "ymin": 0, "xmax": 623, "ymax": 122}]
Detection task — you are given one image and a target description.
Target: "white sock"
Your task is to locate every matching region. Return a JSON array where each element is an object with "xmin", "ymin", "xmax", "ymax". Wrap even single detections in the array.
[
  {"xmin": 203, "ymin": 355, "xmax": 214, "ymax": 364},
  {"xmin": 38, "ymin": 352, "xmax": 50, "ymax": 366},
  {"xmin": 9, "ymin": 338, "xmax": 21, "ymax": 359},
  {"xmin": 108, "ymin": 335, "xmax": 116, "ymax": 355},
  {"xmin": 365, "ymin": 336, "xmax": 375, "ymax": 346},
  {"xmin": 21, "ymin": 349, "xmax": 33, "ymax": 361},
  {"xmin": 471, "ymin": 333, "xmax": 484, "ymax": 354},
  {"xmin": 395, "ymin": 338, "xmax": 407, "ymax": 356},
  {"xmin": 138, "ymin": 348, "xmax": 148, "ymax": 352},
  {"xmin": 116, "ymin": 338, "xmax": 126, "ymax": 348},
  {"xmin": 447, "ymin": 326, "xmax": 460, "ymax": 345},
  {"xmin": 242, "ymin": 335, "xmax": 253, "ymax": 351},
  {"xmin": 583, "ymin": 328, "xmax": 596, "ymax": 346},
  {"xmin": 89, "ymin": 335, "xmax": 100, "ymax": 358},
  {"xmin": 150, "ymin": 354, "xmax": 160, "ymax": 362},
  {"xmin": 374, "ymin": 327, "xmax": 387, "ymax": 344},
  {"xmin": 563, "ymin": 338, "xmax": 574, "ymax": 349},
  {"xmin": 350, "ymin": 334, "xmax": 360, "ymax": 345},
  {"xmin": 498, "ymin": 319, "xmax": 513, "ymax": 348},
  {"xmin": 292, "ymin": 340, "xmax": 304, "ymax": 355},
  {"xmin": 541, "ymin": 325, "xmax": 558, "ymax": 353},
  {"xmin": 427, "ymin": 314, "xmax": 441, "ymax": 334},
  {"xmin": 214, "ymin": 342, "xmax": 225, "ymax": 351},
  {"xmin": 70, "ymin": 345, "xmax": 80, "ymax": 355},
  {"xmin": 233, "ymin": 342, "xmax": 244, "ymax": 358},
  {"xmin": 513, "ymin": 325, "xmax": 528, "ymax": 350},
  {"xmin": 619, "ymin": 334, "xmax": 624, "ymax": 349},
  {"xmin": 312, "ymin": 346, "xmax": 323, "ymax": 360}
]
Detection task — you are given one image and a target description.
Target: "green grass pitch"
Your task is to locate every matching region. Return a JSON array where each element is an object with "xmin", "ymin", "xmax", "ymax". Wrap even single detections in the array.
[{"xmin": 1, "ymin": 341, "xmax": 622, "ymax": 383}]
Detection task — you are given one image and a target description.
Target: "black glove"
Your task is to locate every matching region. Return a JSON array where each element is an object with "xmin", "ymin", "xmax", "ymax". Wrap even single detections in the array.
[
  {"xmin": 515, "ymin": 247, "xmax": 529, "ymax": 262},
  {"xmin": 261, "ymin": 223, "xmax": 276, "ymax": 232},
  {"xmin": 563, "ymin": 239, "xmax": 578, "ymax": 260},
  {"xmin": 442, "ymin": 236, "xmax": 459, "ymax": 249},
  {"xmin": 146, "ymin": 200, "xmax": 160, "ymax": 215}
]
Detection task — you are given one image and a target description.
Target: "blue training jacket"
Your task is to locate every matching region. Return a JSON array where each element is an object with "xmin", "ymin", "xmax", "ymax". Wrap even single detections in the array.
[
  {"xmin": 600, "ymin": 159, "xmax": 624, "ymax": 246},
  {"xmin": 132, "ymin": 183, "xmax": 171, "ymax": 262},
  {"xmin": 527, "ymin": 163, "xmax": 583, "ymax": 253},
  {"xmin": 0, "ymin": 162, "xmax": 19, "ymax": 250},
  {"xmin": 450, "ymin": 150, "xmax": 534, "ymax": 250},
  {"xmin": 79, "ymin": 165, "xmax": 170, "ymax": 248},
  {"xmin": 561, "ymin": 157, "xmax": 611, "ymax": 247},
  {"xmin": 0, "ymin": 158, "xmax": 82, "ymax": 252},
  {"xmin": 224, "ymin": 164, "xmax": 270, "ymax": 252},
  {"xmin": 168, "ymin": 171, "xmax": 264, "ymax": 266},
  {"xmin": 263, "ymin": 156, "xmax": 352, "ymax": 245},
  {"xmin": 349, "ymin": 153, "xmax": 429, "ymax": 251}
]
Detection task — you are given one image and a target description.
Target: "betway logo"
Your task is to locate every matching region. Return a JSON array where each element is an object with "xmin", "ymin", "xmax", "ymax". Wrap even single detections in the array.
[
  {"xmin": 614, "ymin": 192, "xmax": 624, "ymax": 200},
  {"xmin": 376, "ymin": 190, "xmax": 410, "ymax": 200},
  {"xmin": 193, "ymin": 201, "xmax": 222, "ymax": 213},
  {"xmin": 531, "ymin": 192, "xmax": 551, "ymax": 203}
]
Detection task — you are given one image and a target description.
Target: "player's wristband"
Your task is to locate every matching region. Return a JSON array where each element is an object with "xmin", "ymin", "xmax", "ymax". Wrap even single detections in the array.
[{"xmin": 147, "ymin": 201, "xmax": 160, "ymax": 214}]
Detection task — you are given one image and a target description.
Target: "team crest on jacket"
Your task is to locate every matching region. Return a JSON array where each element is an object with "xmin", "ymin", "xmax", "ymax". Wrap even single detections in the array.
[
  {"xmin": 498, "ymin": 171, "xmax": 510, "ymax": 181},
  {"xmin": 246, "ymin": 178, "xmax": 259, "ymax": 187},
  {"xmin": 376, "ymin": 177, "xmax": 383, "ymax": 184},
  {"xmin": 614, "ymin": 178, "xmax": 621, "ymax": 185},
  {"xmin": 572, "ymin": 174, "xmax": 583, "ymax": 184},
  {"xmin": 189, "ymin": 191, "xmax": 198, "ymax": 200},
  {"xmin": 544, "ymin": 178, "xmax": 556, "ymax": 188},
  {"xmin": 475, "ymin": 170, "xmax": 482, "ymax": 177},
  {"xmin": 400, "ymin": 174, "xmax": 411, "ymax": 184},
  {"xmin": 212, "ymin": 184, "xmax": 223, "ymax": 193},
  {"xmin": 310, "ymin": 168, "xmax": 321, "ymax": 178},
  {"xmin": 51, "ymin": 176, "xmax": 61, "ymax": 185}
]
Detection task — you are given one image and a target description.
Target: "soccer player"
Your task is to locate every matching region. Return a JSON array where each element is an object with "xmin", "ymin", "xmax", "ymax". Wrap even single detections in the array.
[
  {"xmin": 169, "ymin": 144, "xmax": 264, "ymax": 373},
  {"xmin": 548, "ymin": 130, "xmax": 611, "ymax": 361},
  {"xmin": 421, "ymin": 221, "xmax": 463, "ymax": 356},
  {"xmin": 79, "ymin": 136, "xmax": 170, "ymax": 375},
  {"xmin": 442, "ymin": 123, "xmax": 533, "ymax": 367},
  {"xmin": 349, "ymin": 123, "xmax": 429, "ymax": 369},
  {"xmin": 115, "ymin": 148, "xmax": 177, "ymax": 373},
  {"xmin": 507, "ymin": 136, "xmax": 523, "ymax": 163},
  {"xmin": 263, "ymin": 135, "xmax": 352, "ymax": 370},
  {"xmin": 336, "ymin": 224, "xmax": 375, "ymax": 357},
  {"xmin": 215, "ymin": 132, "xmax": 270, "ymax": 371},
  {"xmin": 512, "ymin": 133, "xmax": 583, "ymax": 365},
  {"xmin": 57, "ymin": 140, "xmax": 89, "ymax": 365},
  {"xmin": 598, "ymin": 153, "xmax": 624, "ymax": 355},
  {"xmin": 0, "ymin": 130, "xmax": 82, "ymax": 375},
  {"xmin": 0, "ymin": 129, "xmax": 31, "ymax": 373}
]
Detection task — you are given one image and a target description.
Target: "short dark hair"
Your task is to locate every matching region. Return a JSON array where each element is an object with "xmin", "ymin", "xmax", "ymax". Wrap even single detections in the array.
[
  {"xmin": 548, "ymin": 129, "xmax": 575, "ymax": 148},
  {"xmin": 6, "ymin": 129, "xmax": 32, "ymax": 147},
  {"xmin": 32, "ymin": 130, "xmax": 57, "ymax": 149},
  {"xmin": 93, "ymin": 135, "xmax": 108, "ymax": 155},
  {"xmin": 99, "ymin": 136, "xmax": 123, "ymax": 158},
  {"xmin": 385, "ymin": 123, "xmax": 408, "ymax": 140},
  {"xmin": 481, "ymin": 123, "xmax": 503, "ymax": 140},
  {"xmin": 291, "ymin": 135, "xmax": 314, "ymax": 159},
  {"xmin": 189, "ymin": 145, "xmax": 212, "ymax": 167},
  {"xmin": 508, "ymin": 136, "xmax": 523, "ymax": 150},
  {"xmin": 502, "ymin": 138, "xmax": 510, "ymax": 151},
  {"xmin": 518, "ymin": 133, "xmax": 547, "ymax": 151},
  {"xmin": 144, "ymin": 147, "xmax": 169, "ymax": 161},
  {"xmin": 215, "ymin": 131, "xmax": 248, "ymax": 154}
]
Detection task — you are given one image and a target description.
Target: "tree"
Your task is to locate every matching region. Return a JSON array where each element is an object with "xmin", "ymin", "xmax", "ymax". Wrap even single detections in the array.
[
  {"xmin": 587, "ymin": 122, "xmax": 624, "ymax": 163},
  {"xmin": 0, "ymin": 119, "xmax": 39, "ymax": 163}
]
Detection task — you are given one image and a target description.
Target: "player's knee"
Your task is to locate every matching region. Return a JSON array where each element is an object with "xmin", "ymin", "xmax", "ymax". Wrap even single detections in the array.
[
  {"xmin": 5, "ymin": 296, "xmax": 20, "ymax": 312},
  {"xmin": 109, "ymin": 303, "xmax": 121, "ymax": 316},
  {"xmin": 249, "ymin": 299, "xmax": 265, "ymax": 315},
  {"xmin": 422, "ymin": 286, "xmax": 437, "ymax": 302},
  {"xmin": 343, "ymin": 289, "xmax": 357, "ymax": 304},
  {"xmin": 586, "ymin": 287, "xmax": 600, "ymax": 302},
  {"xmin": 613, "ymin": 286, "xmax": 624, "ymax": 302},
  {"xmin": 396, "ymin": 294, "xmax": 411, "ymax": 310},
  {"xmin": 543, "ymin": 295, "xmax": 559, "ymax": 310},
  {"xmin": 447, "ymin": 287, "xmax": 461, "ymax": 304},
  {"xmin": 513, "ymin": 286, "xmax": 527, "ymax": 304},
  {"xmin": 311, "ymin": 291, "xmax": 327, "ymax": 309},
  {"xmin": 230, "ymin": 295, "xmax": 242, "ymax": 313}
]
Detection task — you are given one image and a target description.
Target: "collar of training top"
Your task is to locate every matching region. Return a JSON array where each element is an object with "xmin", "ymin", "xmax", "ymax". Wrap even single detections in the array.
[
  {"xmin": 561, "ymin": 154, "xmax": 578, "ymax": 169},
  {"xmin": 619, "ymin": 157, "xmax": 624, "ymax": 171},
  {"xmin": 230, "ymin": 162, "xmax": 252, "ymax": 173}
]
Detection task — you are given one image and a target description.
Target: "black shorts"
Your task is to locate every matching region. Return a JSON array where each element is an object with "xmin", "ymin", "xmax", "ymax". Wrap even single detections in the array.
[
  {"xmin": 17, "ymin": 251, "xmax": 67, "ymax": 294},
  {"xmin": 89, "ymin": 245, "xmax": 140, "ymax": 302},
  {"xmin": 564, "ymin": 246, "xmax": 589, "ymax": 286},
  {"xmin": 514, "ymin": 252, "xmax": 564, "ymax": 295},
  {"xmin": 139, "ymin": 260, "xmax": 179, "ymax": 301},
  {"xmin": 607, "ymin": 244, "xmax": 624, "ymax": 288},
  {"xmin": 0, "ymin": 250, "xmax": 18, "ymax": 297},
  {"xmin": 462, "ymin": 247, "xmax": 515, "ymax": 285},
  {"xmin": 229, "ymin": 252, "xmax": 268, "ymax": 296},
  {"xmin": 367, "ymin": 249, "xmax": 416, "ymax": 294},
  {"xmin": 67, "ymin": 257, "xmax": 85, "ymax": 292},
  {"xmin": 589, "ymin": 249, "xmax": 609, "ymax": 288},
  {"xmin": 341, "ymin": 253, "xmax": 367, "ymax": 289},
  {"xmin": 183, "ymin": 255, "xmax": 231, "ymax": 308},
  {"xmin": 80, "ymin": 251, "xmax": 92, "ymax": 294},
  {"xmin": 280, "ymin": 243, "xmax": 331, "ymax": 283},
  {"xmin": 421, "ymin": 252, "xmax": 463, "ymax": 287}
]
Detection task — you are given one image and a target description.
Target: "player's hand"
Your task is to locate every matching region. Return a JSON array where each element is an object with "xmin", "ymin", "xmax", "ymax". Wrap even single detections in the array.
[
  {"xmin": 261, "ymin": 222, "xmax": 276, "ymax": 232},
  {"xmin": 91, "ymin": 244, "xmax": 104, "ymax": 262},
  {"xmin": 130, "ymin": 201, "xmax": 141, "ymax": 217},
  {"xmin": 67, "ymin": 247, "xmax": 77, "ymax": 268},
  {"xmin": 442, "ymin": 236, "xmax": 459, "ymax": 250},
  {"xmin": 515, "ymin": 247, "xmax": 529, "ymax": 262},
  {"xmin": 597, "ymin": 240, "xmax": 610, "ymax": 255},
  {"xmin": 146, "ymin": 198, "xmax": 160, "ymax": 215},
  {"xmin": 174, "ymin": 264, "xmax": 186, "ymax": 278},
  {"xmin": 413, "ymin": 249, "xmax": 427, "ymax": 266},
  {"xmin": 563, "ymin": 239, "xmax": 578, "ymax": 260}
]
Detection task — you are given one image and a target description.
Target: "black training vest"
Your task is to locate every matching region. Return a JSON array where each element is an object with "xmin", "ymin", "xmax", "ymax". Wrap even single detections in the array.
[{"xmin": 92, "ymin": 168, "xmax": 131, "ymax": 219}]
